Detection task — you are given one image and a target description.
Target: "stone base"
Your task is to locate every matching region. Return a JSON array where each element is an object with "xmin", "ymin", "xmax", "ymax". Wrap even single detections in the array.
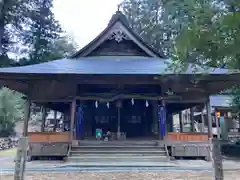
[{"xmin": 72, "ymin": 140, "xmax": 79, "ymax": 146}]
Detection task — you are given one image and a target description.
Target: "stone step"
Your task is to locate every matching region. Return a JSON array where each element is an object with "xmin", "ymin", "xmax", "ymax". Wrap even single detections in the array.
[
  {"xmin": 73, "ymin": 145, "xmax": 164, "ymax": 148},
  {"xmin": 78, "ymin": 141, "xmax": 162, "ymax": 146},
  {"xmin": 71, "ymin": 149, "xmax": 166, "ymax": 155},
  {"xmin": 63, "ymin": 161, "xmax": 173, "ymax": 167},
  {"xmin": 75, "ymin": 145, "xmax": 165, "ymax": 150},
  {"xmin": 70, "ymin": 153, "xmax": 166, "ymax": 157},
  {"xmin": 67, "ymin": 156, "xmax": 169, "ymax": 162},
  {"xmin": 71, "ymin": 147, "xmax": 165, "ymax": 152}
]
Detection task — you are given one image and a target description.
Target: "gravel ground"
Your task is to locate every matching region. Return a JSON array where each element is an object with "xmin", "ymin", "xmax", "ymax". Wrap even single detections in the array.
[{"xmin": 1, "ymin": 171, "xmax": 239, "ymax": 180}]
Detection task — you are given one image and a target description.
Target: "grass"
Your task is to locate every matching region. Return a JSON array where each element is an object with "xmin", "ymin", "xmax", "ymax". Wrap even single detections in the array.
[{"xmin": 0, "ymin": 148, "xmax": 16, "ymax": 157}]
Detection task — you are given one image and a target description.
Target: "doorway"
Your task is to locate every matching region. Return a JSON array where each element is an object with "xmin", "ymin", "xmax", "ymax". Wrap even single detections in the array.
[{"xmin": 122, "ymin": 100, "xmax": 153, "ymax": 138}]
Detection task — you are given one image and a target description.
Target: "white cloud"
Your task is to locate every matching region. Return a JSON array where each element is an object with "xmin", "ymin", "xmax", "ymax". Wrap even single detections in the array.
[{"xmin": 53, "ymin": 0, "xmax": 123, "ymax": 48}]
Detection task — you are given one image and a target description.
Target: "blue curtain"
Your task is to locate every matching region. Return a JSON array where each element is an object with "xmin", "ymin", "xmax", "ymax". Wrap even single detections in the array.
[
  {"xmin": 158, "ymin": 105, "xmax": 166, "ymax": 137},
  {"xmin": 76, "ymin": 105, "xmax": 84, "ymax": 137}
]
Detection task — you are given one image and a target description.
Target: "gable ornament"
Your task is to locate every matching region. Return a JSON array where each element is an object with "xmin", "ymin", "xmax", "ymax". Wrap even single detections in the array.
[{"xmin": 108, "ymin": 28, "xmax": 130, "ymax": 43}]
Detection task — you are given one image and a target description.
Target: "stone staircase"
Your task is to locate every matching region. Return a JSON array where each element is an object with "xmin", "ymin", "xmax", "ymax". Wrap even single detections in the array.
[{"xmin": 67, "ymin": 140, "xmax": 170, "ymax": 166}]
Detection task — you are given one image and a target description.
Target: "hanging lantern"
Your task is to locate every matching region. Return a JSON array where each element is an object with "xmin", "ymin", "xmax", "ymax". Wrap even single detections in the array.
[
  {"xmin": 106, "ymin": 102, "xmax": 110, "ymax": 109},
  {"xmin": 131, "ymin": 98, "xmax": 134, "ymax": 105},
  {"xmin": 95, "ymin": 101, "xmax": 98, "ymax": 108},
  {"xmin": 145, "ymin": 100, "xmax": 149, "ymax": 107}
]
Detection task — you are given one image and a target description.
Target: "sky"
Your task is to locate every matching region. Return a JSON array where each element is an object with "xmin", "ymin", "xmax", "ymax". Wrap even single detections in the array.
[{"xmin": 53, "ymin": 0, "xmax": 123, "ymax": 48}]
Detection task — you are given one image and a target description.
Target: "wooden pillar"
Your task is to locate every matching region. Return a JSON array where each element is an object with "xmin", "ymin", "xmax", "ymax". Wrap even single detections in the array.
[
  {"xmin": 14, "ymin": 97, "xmax": 31, "ymax": 180},
  {"xmin": 238, "ymin": 113, "xmax": 240, "ymax": 133},
  {"xmin": 41, "ymin": 107, "xmax": 47, "ymax": 132},
  {"xmin": 116, "ymin": 100, "xmax": 122, "ymax": 140},
  {"xmin": 70, "ymin": 99, "xmax": 76, "ymax": 143},
  {"xmin": 206, "ymin": 101, "xmax": 212, "ymax": 138},
  {"xmin": 214, "ymin": 109, "xmax": 220, "ymax": 139},
  {"xmin": 190, "ymin": 107, "xmax": 195, "ymax": 132},
  {"xmin": 179, "ymin": 111, "xmax": 183, "ymax": 132},
  {"xmin": 201, "ymin": 109, "xmax": 205, "ymax": 132},
  {"xmin": 152, "ymin": 100, "xmax": 158, "ymax": 137},
  {"xmin": 160, "ymin": 99, "xmax": 167, "ymax": 140},
  {"xmin": 53, "ymin": 110, "xmax": 57, "ymax": 131},
  {"xmin": 168, "ymin": 114, "xmax": 173, "ymax": 132},
  {"xmin": 206, "ymin": 100, "xmax": 223, "ymax": 180}
]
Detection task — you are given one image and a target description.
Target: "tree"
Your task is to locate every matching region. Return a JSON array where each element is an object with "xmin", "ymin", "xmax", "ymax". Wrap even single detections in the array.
[
  {"xmin": 0, "ymin": 0, "xmax": 30, "ymax": 66},
  {"xmin": 23, "ymin": 0, "xmax": 62, "ymax": 64},
  {"xmin": 46, "ymin": 34, "xmax": 79, "ymax": 60},
  {"xmin": 120, "ymin": 0, "xmax": 167, "ymax": 55},
  {"xmin": 119, "ymin": 0, "xmax": 194, "ymax": 57},
  {"xmin": 172, "ymin": 0, "xmax": 240, "ymax": 111},
  {"xmin": 0, "ymin": 87, "xmax": 25, "ymax": 137},
  {"xmin": 17, "ymin": 34, "xmax": 78, "ymax": 66}
]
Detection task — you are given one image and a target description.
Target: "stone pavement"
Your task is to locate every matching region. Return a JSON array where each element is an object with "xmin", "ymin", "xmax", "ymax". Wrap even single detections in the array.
[
  {"xmin": 1, "ymin": 171, "xmax": 240, "ymax": 180},
  {"xmin": 1, "ymin": 156, "xmax": 240, "ymax": 171}
]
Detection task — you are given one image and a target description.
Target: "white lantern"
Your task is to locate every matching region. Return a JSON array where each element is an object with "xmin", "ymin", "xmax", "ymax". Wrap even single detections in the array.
[
  {"xmin": 131, "ymin": 98, "xmax": 134, "ymax": 105},
  {"xmin": 95, "ymin": 101, "xmax": 98, "ymax": 108},
  {"xmin": 106, "ymin": 102, "xmax": 110, "ymax": 108},
  {"xmin": 145, "ymin": 100, "xmax": 149, "ymax": 107}
]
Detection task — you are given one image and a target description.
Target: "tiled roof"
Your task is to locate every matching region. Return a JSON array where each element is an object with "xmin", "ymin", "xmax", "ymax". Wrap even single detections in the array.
[
  {"xmin": 210, "ymin": 95, "xmax": 233, "ymax": 107},
  {"xmin": 0, "ymin": 56, "xmax": 232, "ymax": 75}
]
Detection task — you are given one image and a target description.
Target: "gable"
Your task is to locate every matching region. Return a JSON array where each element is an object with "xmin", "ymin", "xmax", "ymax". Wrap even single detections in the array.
[
  {"xmin": 71, "ymin": 12, "xmax": 164, "ymax": 58},
  {"xmin": 88, "ymin": 38, "xmax": 150, "ymax": 57}
]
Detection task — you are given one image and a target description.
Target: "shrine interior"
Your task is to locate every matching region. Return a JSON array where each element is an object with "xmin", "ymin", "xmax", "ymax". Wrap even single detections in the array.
[{"xmin": 43, "ymin": 84, "xmax": 201, "ymax": 139}]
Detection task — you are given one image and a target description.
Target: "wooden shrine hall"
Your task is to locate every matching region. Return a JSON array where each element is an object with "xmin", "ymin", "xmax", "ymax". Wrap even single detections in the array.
[{"xmin": 0, "ymin": 11, "xmax": 239, "ymax": 160}]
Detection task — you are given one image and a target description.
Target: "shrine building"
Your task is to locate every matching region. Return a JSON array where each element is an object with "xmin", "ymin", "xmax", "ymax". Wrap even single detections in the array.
[{"xmin": 0, "ymin": 11, "xmax": 239, "ymax": 161}]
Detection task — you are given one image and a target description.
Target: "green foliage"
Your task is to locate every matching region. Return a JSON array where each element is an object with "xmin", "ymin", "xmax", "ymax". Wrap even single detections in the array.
[
  {"xmin": 174, "ymin": 0, "xmax": 240, "ymax": 69},
  {"xmin": 0, "ymin": 0, "xmax": 78, "ymax": 66},
  {"xmin": 173, "ymin": 0, "xmax": 240, "ymax": 110},
  {"xmin": 23, "ymin": 0, "xmax": 62, "ymax": 64},
  {"xmin": 230, "ymin": 85, "xmax": 240, "ymax": 113},
  {"xmin": 119, "ymin": 0, "xmax": 197, "ymax": 57},
  {"xmin": 18, "ymin": 34, "xmax": 78, "ymax": 65},
  {"xmin": 0, "ymin": 87, "xmax": 25, "ymax": 137},
  {"xmin": 0, "ymin": 0, "xmax": 30, "ymax": 57},
  {"xmin": 120, "ymin": 0, "xmax": 169, "ymax": 56},
  {"xmin": 45, "ymin": 35, "xmax": 79, "ymax": 60}
]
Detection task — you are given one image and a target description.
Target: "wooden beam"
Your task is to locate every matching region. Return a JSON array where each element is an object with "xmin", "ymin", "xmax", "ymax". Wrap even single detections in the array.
[
  {"xmin": 41, "ymin": 107, "xmax": 47, "ymax": 132},
  {"xmin": 179, "ymin": 111, "xmax": 183, "ymax": 132},
  {"xmin": 32, "ymin": 99, "xmax": 73, "ymax": 103},
  {"xmin": 53, "ymin": 111, "xmax": 57, "ymax": 131},
  {"xmin": 201, "ymin": 109, "xmax": 205, "ymax": 132},
  {"xmin": 190, "ymin": 108, "xmax": 195, "ymax": 132},
  {"xmin": 70, "ymin": 99, "xmax": 76, "ymax": 143}
]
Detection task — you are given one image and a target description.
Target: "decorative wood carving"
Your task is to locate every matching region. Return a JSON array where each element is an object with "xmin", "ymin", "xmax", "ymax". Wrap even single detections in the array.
[{"xmin": 108, "ymin": 27, "xmax": 130, "ymax": 42}]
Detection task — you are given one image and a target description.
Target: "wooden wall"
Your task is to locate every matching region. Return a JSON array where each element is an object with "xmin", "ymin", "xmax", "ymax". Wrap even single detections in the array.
[
  {"xmin": 167, "ymin": 132, "xmax": 208, "ymax": 142},
  {"xmin": 28, "ymin": 132, "xmax": 70, "ymax": 143}
]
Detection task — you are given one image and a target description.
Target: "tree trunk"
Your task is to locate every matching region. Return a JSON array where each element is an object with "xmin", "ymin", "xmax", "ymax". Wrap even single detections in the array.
[
  {"xmin": 0, "ymin": 15, "xmax": 4, "ymax": 55},
  {"xmin": 206, "ymin": 101, "xmax": 223, "ymax": 180},
  {"xmin": 209, "ymin": 138, "xmax": 224, "ymax": 180}
]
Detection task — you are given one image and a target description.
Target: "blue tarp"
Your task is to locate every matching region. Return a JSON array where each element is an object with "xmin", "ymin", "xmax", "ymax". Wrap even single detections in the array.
[{"xmin": 76, "ymin": 105, "xmax": 84, "ymax": 138}]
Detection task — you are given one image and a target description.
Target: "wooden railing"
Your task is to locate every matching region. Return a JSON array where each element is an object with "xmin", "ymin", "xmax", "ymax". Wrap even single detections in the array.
[
  {"xmin": 28, "ymin": 132, "xmax": 71, "ymax": 157},
  {"xmin": 167, "ymin": 132, "xmax": 208, "ymax": 142}
]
